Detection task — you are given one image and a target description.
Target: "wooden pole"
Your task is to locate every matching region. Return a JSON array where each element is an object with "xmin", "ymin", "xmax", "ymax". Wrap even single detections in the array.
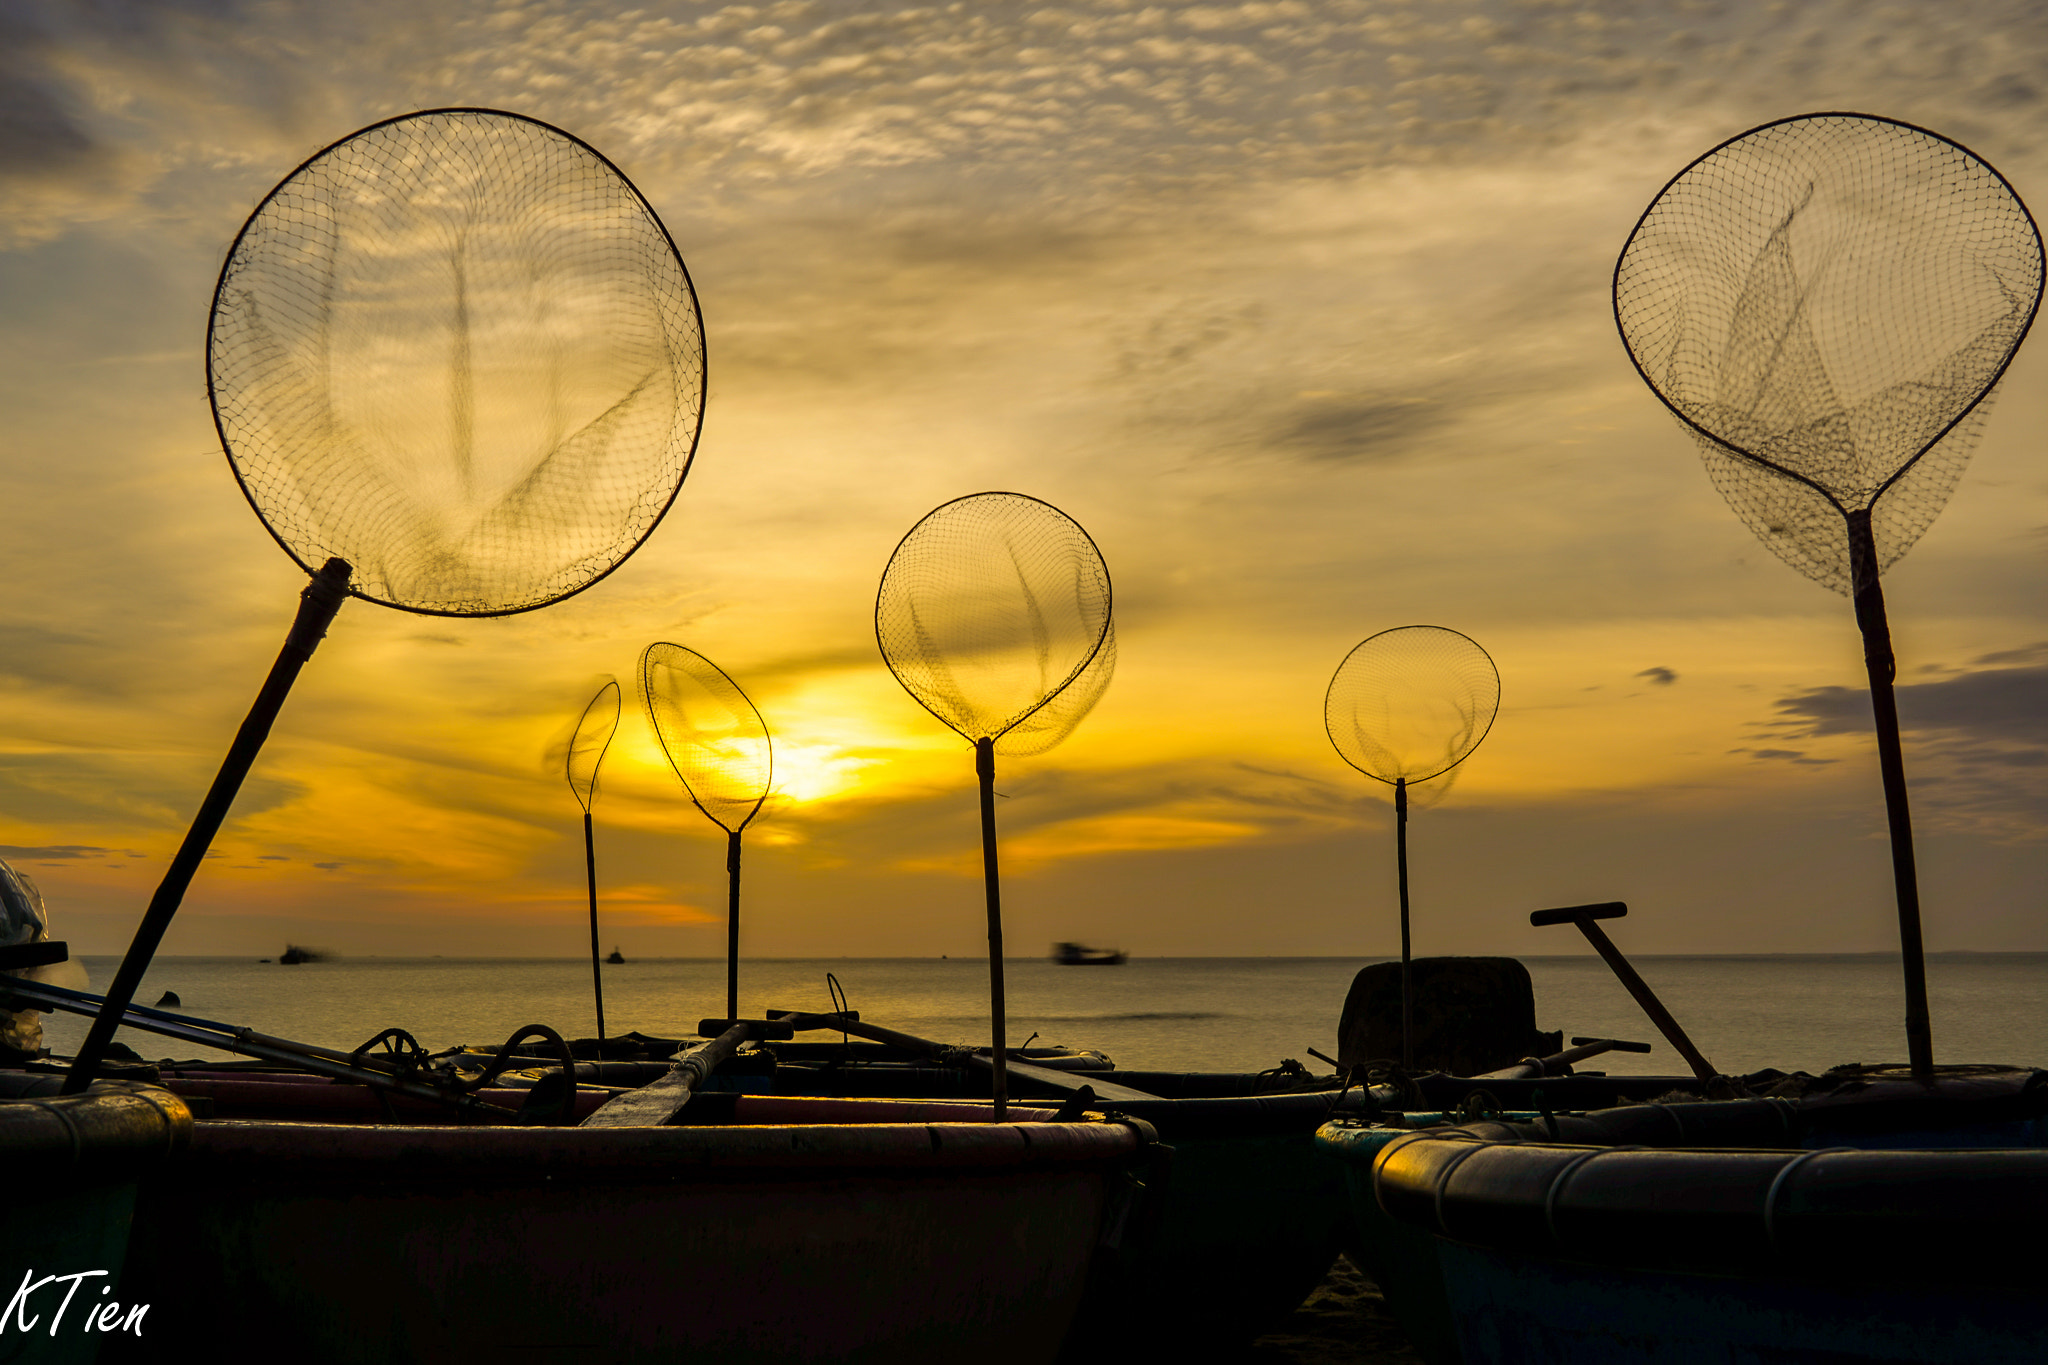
[
  {"xmin": 1847, "ymin": 510, "xmax": 1934, "ymax": 1077},
  {"xmin": 976, "ymin": 737, "xmax": 1007, "ymax": 1120},
  {"xmin": 1396, "ymin": 777, "xmax": 1412, "ymax": 1070},
  {"xmin": 66, "ymin": 559, "xmax": 353, "ymax": 1092},
  {"xmin": 584, "ymin": 811, "xmax": 606, "ymax": 1043}
]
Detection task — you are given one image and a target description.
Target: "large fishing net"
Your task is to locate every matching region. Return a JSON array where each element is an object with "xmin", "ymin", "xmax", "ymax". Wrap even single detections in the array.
[
  {"xmin": 876, "ymin": 492, "xmax": 1113, "ymax": 745},
  {"xmin": 565, "ymin": 679, "xmax": 621, "ymax": 814},
  {"xmin": 209, "ymin": 108, "xmax": 706, "ymax": 616},
  {"xmin": 1615, "ymin": 114, "xmax": 2042, "ymax": 594},
  {"xmin": 641, "ymin": 644, "xmax": 772, "ymax": 835},
  {"xmin": 1325, "ymin": 626, "xmax": 1500, "ymax": 788}
]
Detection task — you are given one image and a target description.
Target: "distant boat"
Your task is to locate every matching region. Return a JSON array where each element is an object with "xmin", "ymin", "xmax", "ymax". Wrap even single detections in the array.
[
  {"xmin": 605, "ymin": 947, "xmax": 625, "ymax": 965},
  {"xmin": 278, "ymin": 945, "xmax": 325, "ymax": 965},
  {"xmin": 1053, "ymin": 942, "xmax": 1126, "ymax": 966}
]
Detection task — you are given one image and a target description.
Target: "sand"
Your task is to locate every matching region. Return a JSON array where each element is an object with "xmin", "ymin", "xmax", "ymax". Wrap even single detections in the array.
[{"xmin": 1248, "ymin": 1256, "xmax": 1426, "ymax": 1364}]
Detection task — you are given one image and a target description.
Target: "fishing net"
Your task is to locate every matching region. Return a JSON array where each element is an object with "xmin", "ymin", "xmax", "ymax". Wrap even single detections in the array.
[
  {"xmin": 1615, "ymin": 113, "xmax": 2043, "ymax": 594},
  {"xmin": 641, "ymin": 644, "xmax": 772, "ymax": 835},
  {"xmin": 876, "ymin": 492, "xmax": 1113, "ymax": 746},
  {"xmin": 1325, "ymin": 626, "xmax": 1500, "ymax": 787},
  {"xmin": 564, "ymin": 679, "xmax": 620, "ymax": 813},
  {"xmin": 208, "ymin": 108, "xmax": 705, "ymax": 616}
]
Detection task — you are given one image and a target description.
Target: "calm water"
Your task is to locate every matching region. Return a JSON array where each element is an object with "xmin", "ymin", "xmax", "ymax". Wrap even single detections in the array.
[{"xmin": 38, "ymin": 953, "xmax": 2048, "ymax": 1077}]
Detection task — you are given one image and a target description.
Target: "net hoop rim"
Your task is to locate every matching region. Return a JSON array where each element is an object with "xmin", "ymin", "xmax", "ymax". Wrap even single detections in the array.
[
  {"xmin": 874, "ymin": 489, "xmax": 1114, "ymax": 746},
  {"xmin": 1611, "ymin": 110, "xmax": 2045, "ymax": 529},
  {"xmin": 565, "ymin": 678, "xmax": 622, "ymax": 813},
  {"xmin": 205, "ymin": 106, "xmax": 709, "ymax": 618},
  {"xmin": 1323, "ymin": 623, "xmax": 1501, "ymax": 786},
  {"xmin": 639, "ymin": 642, "xmax": 772, "ymax": 835}
]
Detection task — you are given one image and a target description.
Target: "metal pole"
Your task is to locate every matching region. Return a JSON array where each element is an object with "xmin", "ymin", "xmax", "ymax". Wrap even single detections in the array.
[
  {"xmin": 66, "ymin": 559, "xmax": 353, "ymax": 1092},
  {"xmin": 976, "ymin": 737, "xmax": 1007, "ymax": 1120},
  {"xmin": 1847, "ymin": 510, "xmax": 1934, "ymax": 1077},
  {"xmin": 584, "ymin": 811, "xmax": 606, "ymax": 1044}
]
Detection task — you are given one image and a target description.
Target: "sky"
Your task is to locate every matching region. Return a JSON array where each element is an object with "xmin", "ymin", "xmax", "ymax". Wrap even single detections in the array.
[{"xmin": 1, "ymin": 0, "xmax": 2045, "ymax": 969}]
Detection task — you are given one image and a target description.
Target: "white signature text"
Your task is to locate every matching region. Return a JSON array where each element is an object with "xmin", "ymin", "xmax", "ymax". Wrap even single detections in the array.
[{"xmin": 2, "ymin": 1270, "xmax": 147, "ymax": 1337}]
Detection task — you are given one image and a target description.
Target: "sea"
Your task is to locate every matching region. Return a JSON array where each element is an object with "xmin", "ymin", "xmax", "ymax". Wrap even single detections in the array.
[{"xmin": 36, "ymin": 952, "xmax": 2048, "ymax": 1078}]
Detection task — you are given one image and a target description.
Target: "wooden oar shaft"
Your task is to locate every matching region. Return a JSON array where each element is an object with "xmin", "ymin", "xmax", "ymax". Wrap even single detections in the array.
[
  {"xmin": 772, "ymin": 1010, "xmax": 1161, "ymax": 1102},
  {"xmin": 580, "ymin": 1024, "xmax": 751, "ymax": 1127}
]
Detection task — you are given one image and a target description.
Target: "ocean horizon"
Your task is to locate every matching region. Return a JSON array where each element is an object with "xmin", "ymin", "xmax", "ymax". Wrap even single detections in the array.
[{"xmin": 35, "ymin": 951, "xmax": 2048, "ymax": 1079}]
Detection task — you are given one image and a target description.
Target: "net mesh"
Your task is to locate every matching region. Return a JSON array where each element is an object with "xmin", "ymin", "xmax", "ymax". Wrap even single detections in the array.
[
  {"xmin": 876, "ymin": 492, "xmax": 1113, "ymax": 746},
  {"xmin": 641, "ymin": 643, "xmax": 771, "ymax": 834},
  {"xmin": 996, "ymin": 621, "xmax": 1116, "ymax": 758},
  {"xmin": 1325, "ymin": 626, "xmax": 1500, "ymax": 786},
  {"xmin": 564, "ymin": 678, "xmax": 620, "ymax": 813},
  {"xmin": 208, "ymin": 109, "xmax": 705, "ymax": 616},
  {"xmin": 1616, "ymin": 114, "xmax": 2042, "ymax": 594}
]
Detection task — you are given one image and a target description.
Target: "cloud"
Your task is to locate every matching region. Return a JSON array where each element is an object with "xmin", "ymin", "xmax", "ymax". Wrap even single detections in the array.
[
  {"xmin": 1637, "ymin": 667, "xmax": 1678, "ymax": 685},
  {"xmin": 1765, "ymin": 658, "xmax": 2048, "ymax": 838}
]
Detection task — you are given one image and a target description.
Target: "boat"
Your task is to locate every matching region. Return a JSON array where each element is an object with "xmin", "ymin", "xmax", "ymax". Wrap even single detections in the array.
[
  {"xmin": 113, "ymin": 1076, "xmax": 1153, "ymax": 1364},
  {"xmin": 0, "ymin": 1073, "xmax": 191, "ymax": 1360},
  {"xmin": 605, "ymin": 946, "xmax": 625, "ymax": 964},
  {"xmin": 1052, "ymin": 942, "xmax": 1125, "ymax": 965},
  {"xmin": 277, "ymin": 944, "xmax": 324, "ymax": 964},
  {"xmin": 1319, "ymin": 1065, "xmax": 2048, "ymax": 1364}
]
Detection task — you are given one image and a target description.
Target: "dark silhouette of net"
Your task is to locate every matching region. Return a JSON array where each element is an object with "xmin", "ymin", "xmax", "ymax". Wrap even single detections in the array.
[
  {"xmin": 875, "ymin": 491, "xmax": 1112, "ymax": 1118},
  {"xmin": 565, "ymin": 679, "xmax": 621, "ymax": 814},
  {"xmin": 876, "ymin": 492, "xmax": 1113, "ymax": 745},
  {"xmin": 641, "ymin": 643, "xmax": 771, "ymax": 1024},
  {"xmin": 68, "ymin": 109, "xmax": 706, "ymax": 1092},
  {"xmin": 1615, "ymin": 113, "xmax": 2042, "ymax": 594},
  {"xmin": 1325, "ymin": 626, "xmax": 1500, "ymax": 787},
  {"xmin": 641, "ymin": 644, "xmax": 772, "ymax": 835},
  {"xmin": 1614, "ymin": 113, "xmax": 2045, "ymax": 1077},
  {"xmin": 1324, "ymin": 625, "xmax": 1498, "ymax": 1071},
  {"xmin": 563, "ymin": 677, "xmax": 620, "ymax": 1041},
  {"xmin": 208, "ymin": 108, "xmax": 705, "ymax": 616}
]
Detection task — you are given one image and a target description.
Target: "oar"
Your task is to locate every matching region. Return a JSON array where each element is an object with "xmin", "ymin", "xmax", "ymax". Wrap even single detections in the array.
[
  {"xmin": 1530, "ymin": 901, "xmax": 1717, "ymax": 1082},
  {"xmin": 2, "ymin": 977, "xmax": 518, "ymax": 1118},
  {"xmin": 1470, "ymin": 1036, "xmax": 1653, "ymax": 1080},
  {"xmin": 579, "ymin": 1018, "xmax": 794, "ymax": 1127},
  {"xmin": 765, "ymin": 1009, "xmax": 1162, "ymax": 1102}
]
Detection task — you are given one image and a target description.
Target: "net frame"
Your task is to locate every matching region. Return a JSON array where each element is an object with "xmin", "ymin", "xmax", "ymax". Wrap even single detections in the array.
[
  {"xmin": 1613, "ymin": 111, "xmax": 2044, "ymax": 594},
  {"xmin": 640, "ymin": 643, "xmax": 773, "ymax": 837},
  {"xmin": 565, "ymin": 678, "xmax": 621, "ymax": 814},
  {"xmin": 875, "ymin": 491, "xmax": 1114, "ymax": 749},
  {"xmin": 1324, "ymin": 625, "xmax": 1501, "ymax": 788},
  {"xmin": 206, "ymin": 106, "xmax": 707, "ymax": 617}
]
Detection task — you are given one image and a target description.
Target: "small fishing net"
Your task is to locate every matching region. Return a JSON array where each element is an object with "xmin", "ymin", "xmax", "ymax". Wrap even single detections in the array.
[
  {"xmin": 1615, "ymin": 113, "xmax": 2043, "ymax": 594},
  {"xmin": 641, "ymin": 644, "xmax": 772, "ymax": 835},
  {"xmin": 875, "ymin": 491, "xmax": 1112, "ymax": 1117},
  {"xmin": 209, "ymin": 108, "xmax": 706, "ymax": 616},
  {"xmin": 876, "ymin": 492, "xmax": 1113, "ymax": 745},
  {"xmin": 565, "ymin": 679, "xmax": 621, "ymax": 814},
  {"xmin": 1325, "ymin": 626, "xmax": 1500, "ymax": 787}
]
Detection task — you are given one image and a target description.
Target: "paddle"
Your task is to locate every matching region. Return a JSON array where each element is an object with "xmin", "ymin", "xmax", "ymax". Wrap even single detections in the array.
[
  {"xmin": 580, "ymin": 1019, "xmax": 794, "ymax": 1127},
  {"xmin": 1530, "ymin": 902, "xmax": 1716, "ymax": 1082},
  {"xmin": 765, "ymin": 1009, "xmax": 1162, "ymax": 1102},
  {"xmin": 5, "ymin": 977, "xmax": 520, "ymax": 1118},
  {"xmin": 1470, "ymin": 1036, "xmax": 1653, "ymax": 1081}
]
